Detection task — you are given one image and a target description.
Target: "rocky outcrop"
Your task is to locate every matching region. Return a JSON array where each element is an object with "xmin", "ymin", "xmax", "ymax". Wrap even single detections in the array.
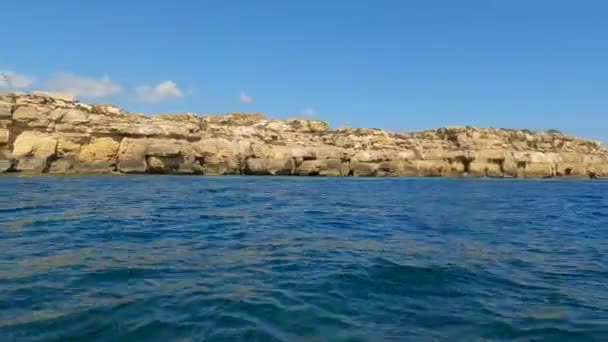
[{"xmin": 0, "ymin": 92, "xmax": 607, "ymax": 178}]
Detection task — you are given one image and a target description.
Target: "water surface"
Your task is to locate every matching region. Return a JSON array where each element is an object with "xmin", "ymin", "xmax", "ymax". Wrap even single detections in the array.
[{"xmin": 1, "ymin": 176, "xmax": 607, "ymax": 341}]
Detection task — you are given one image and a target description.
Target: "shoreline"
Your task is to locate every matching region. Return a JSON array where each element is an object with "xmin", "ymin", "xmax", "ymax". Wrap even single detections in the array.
[
  {"xmin": 2, "ymin": 93, "xmax": 607, "ymax": 179},
  {"xmin": 1, "ymin": 171, "xmax": 605, "ymax": 180}
]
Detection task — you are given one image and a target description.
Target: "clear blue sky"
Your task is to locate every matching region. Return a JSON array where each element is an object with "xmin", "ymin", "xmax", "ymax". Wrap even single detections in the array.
[{"xmin": 2, "ymin": 0, "xmax": 607, "ymax": 141}]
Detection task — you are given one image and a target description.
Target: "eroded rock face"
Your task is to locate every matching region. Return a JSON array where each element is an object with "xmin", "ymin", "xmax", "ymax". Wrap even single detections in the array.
[
  {"xmin": 0, "ymin": 92, "xmax": 607, "ymax": 178},
  {"xmin": 11, "ymin": 132, "xmax": 58, "ymax": 172}
]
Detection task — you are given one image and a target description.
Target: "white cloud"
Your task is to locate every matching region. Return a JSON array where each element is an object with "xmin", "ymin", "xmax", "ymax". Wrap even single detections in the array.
[
  {"xmin": 240, "ymin": 91, "xmax": 253, "ymax": 104},
  {"xmin": 0, "ymin": 71, "xmax": 37, "ymax": 89},
  {"xmin": 300, "ymin": 107, "xmax": 317, "ymax": 117},
  {"xmin": 136, "ymin": 80, "xmax": 183, "ymax": 103},
  {"xmin": 45, "ymin": 73, "xmax": 121, "ymax": 99}
]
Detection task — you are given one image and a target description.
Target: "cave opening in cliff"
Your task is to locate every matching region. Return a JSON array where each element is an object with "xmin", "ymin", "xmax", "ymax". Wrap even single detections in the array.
[
  {"xmin": 565, "ymin": 168, "xmax": 572, "ymax": 176},
  {"xmin": 463, "ymin": 159, "xmax": 471, "ymax": 173},
  {"xmin": 489, "ymin": 158, "xmax": 506, "ymax": 174},
  {"xmin": 454, "ymin": 156, "xmax": 471, "ymax": 173}
]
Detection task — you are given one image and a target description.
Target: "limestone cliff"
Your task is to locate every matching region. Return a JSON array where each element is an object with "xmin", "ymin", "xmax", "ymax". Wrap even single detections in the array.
[{"xmin": 1, "ymin": 93, "xmax": 606, "ymax": 178}]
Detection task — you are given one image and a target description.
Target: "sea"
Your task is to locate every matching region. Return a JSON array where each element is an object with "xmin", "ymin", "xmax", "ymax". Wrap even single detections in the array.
[{"xmin": 0, "ymin": 175, "xmax": 607, "ymax": 341}]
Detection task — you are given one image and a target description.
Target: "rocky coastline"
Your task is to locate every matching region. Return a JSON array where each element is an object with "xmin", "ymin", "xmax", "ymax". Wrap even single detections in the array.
[{"xmin": 0, "ymin": 92, "xmax": 606, "ymax": 178}]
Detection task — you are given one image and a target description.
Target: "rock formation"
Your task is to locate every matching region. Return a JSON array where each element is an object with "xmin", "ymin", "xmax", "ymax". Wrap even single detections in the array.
[{"xmin": 1, "ymin": 92, "xmax": 607, "ymax": 178}]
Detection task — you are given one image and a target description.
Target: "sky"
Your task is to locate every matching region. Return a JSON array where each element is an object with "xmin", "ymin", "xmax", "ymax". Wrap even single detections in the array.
[{"xmin": 1, "ymin": 0, "xmax": 607, "ymax": 141}]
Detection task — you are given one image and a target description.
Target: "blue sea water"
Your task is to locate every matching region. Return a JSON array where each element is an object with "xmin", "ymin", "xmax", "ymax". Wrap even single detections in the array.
[{"xmin": 0, "ymin": 176, "xmax": 607, "ymax": 341}]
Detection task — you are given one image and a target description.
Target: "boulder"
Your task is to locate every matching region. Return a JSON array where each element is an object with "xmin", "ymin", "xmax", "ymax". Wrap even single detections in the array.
[
  {"xmin": 199, "ymin": 155, "xmax": 237, "ymax": 175},
  {"xmin": 524, "ymin": 163, "xmax": 554, "ymax": 178},
  {"xmin": 350, "ymin": 162, "xmax": 377, "ymax": 177},
  {"xmin": 296, "ymin": 160, "xmax": 322, "ymax": 176},
  {"xmin": 193, "ymin": 138, "xmax": 248, "ymax": 175},
  {"xmin": 48, "ymin": 157, "xmax": 79, "ymax": 174},
  {"xmin": 469, "ymin": 161, "xmax": 503, "ymax": 178},
  {"xmin": 376, "ymin": 161, "xmax": 402, "ymax": 176},
  {"xmin": 267, "ymin": 157, "xmax": 294, "ymax": 175},
  {"xmin": 246, "ymin": 157, "xmax": 294, "ymax": 175},
  {"xmin": 78, "ymin": 137, "xmax": 120, "ymax": 172},
  {"xmin": 79, "ymin": 137, "xmax": 119, "ymax": 162},
  {"xmin": 320, "ymin": 159, "xmax": 348, "ymax": 176},
  {"xmin": 415, "ymin": 160, "xmax": 445, "ymax": 177},
  {"xmin": 57, "ymin": 134, "xmax": 89, "ymax": 155},
  {"xmin": 12, "ymin": 105, "xmax": 49, "ymax": 128},
  {"xmin": 146, "ymin": 156, "xmax": 186, "ymax": 173},
  {"xmin": 289, "ymin": 119, "xmax": 329, "ymax": 133},
  {"xmin": 501, "ymin": 154, "xmax": 519, "ymax": 177},
  {"xmin": 0, "ymin": 101, "xmax": 11, "ymax": 119},
  {"xmin": 245, "ymin": 157, "xmax": 270, "ymax": 175},
  {"xmin": 117, "ymin": 138, "xmax": 148, "ymax": 173},
  {"xmin": 12, "ymin": 132, "xmax": 58, "ymax": 172},
  {"xmin": 50, "ymin": 108, "xmax": 90, "ymax": 124}
]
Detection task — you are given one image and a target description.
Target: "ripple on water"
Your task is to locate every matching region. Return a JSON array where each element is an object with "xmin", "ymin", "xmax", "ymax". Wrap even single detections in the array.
[{"xmin": 1, "ymin": 176, "xmax": 608, "ymax": 341}]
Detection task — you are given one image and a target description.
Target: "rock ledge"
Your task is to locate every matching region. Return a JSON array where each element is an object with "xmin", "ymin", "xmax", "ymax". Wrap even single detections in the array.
[{"xmin": 1, "ymin": 93, "xmax": 606, "ymax": 178}]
